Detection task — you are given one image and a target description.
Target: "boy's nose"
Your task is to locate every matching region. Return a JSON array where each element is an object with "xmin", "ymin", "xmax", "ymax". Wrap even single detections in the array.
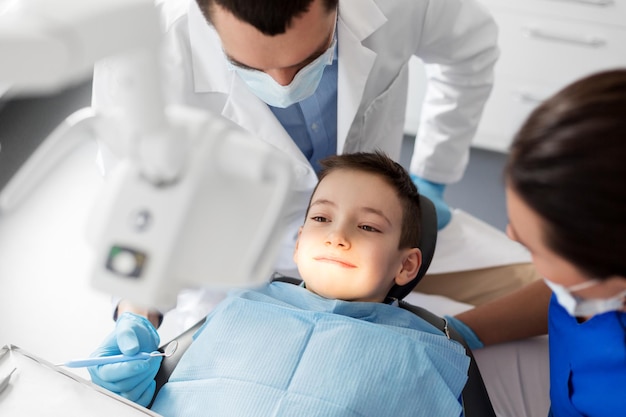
[{"xmin": 325, "ymin": 229, "xmax": 350, "ymax": 249}]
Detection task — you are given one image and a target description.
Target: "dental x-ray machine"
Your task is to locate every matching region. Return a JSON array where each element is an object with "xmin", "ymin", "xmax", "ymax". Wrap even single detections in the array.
[{"xmin": 0, "ymin": 0, "xmax": 294, "ymax": 310}]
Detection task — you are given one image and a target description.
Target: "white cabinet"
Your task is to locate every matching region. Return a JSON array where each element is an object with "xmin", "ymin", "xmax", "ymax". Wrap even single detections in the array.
[
  {"xmin": 404, "ymin": 0, "xmax": 626, "ymax": 152},
  {"xmin": 474, "ymin": 0, "xmax": 626, "ymax": 152}
]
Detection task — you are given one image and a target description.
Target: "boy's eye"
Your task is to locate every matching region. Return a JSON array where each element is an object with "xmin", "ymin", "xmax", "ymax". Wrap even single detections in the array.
[
  {"xmin": 311, "ymin": 216, "xmax": 329, "ymax": 223},
  {"xmin": 359, "ymin": 225, "xmax": 380, "ymax": 233}
]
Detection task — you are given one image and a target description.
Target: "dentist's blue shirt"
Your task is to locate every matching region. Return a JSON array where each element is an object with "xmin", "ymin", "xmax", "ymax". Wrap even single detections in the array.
[{"xmin": 269, "ymin": 45, "xmax": 338, "ymax": 175}]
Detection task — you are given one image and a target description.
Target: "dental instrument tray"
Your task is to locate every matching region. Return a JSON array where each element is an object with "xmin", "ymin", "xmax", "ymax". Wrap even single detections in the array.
[{"xmin": 0, "ymin": 344, "xmax": 162, "ymax": 416}]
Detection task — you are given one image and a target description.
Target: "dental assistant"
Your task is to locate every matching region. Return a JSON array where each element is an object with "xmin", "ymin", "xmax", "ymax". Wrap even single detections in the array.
[
  {"xmin": 449, "ymin": 70, "xmax": 626, "ymax": 417},
  {"xmin": 92, "ymin": 0, "xmax": 499, "ymax": 280}
]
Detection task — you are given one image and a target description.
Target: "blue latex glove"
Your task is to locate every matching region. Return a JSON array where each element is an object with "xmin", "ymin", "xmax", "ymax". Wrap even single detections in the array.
[
  {"xmin": 410, "ymin": 175, "xmax": 452, "ymax": 230},
  {"xmin": 88, "ymin": 312, "xmax": 162, "ymax": 407},
  {"xmin": 444, "ymin": 315, "xmax": 484, "ymax": 350}
]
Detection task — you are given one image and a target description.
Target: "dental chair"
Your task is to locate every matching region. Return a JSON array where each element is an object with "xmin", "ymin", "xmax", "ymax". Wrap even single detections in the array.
[{"xmin": 152, "ymin": 195, "xmax": 496, "ymax": 417}]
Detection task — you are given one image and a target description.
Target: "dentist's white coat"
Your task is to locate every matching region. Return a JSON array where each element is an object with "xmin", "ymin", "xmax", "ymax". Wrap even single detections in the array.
[{"xmin": 92, "ymin": 0, "xmax": 498, "ymax": 277}]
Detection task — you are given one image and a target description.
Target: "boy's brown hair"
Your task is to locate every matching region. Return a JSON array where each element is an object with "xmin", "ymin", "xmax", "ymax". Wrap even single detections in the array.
[{"xmin": 308, "ymin": 151, "xmax": 422, "ymax": 250}]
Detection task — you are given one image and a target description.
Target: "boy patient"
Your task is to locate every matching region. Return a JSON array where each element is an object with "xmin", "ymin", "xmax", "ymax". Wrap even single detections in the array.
[{"xmin": 91, "ymin": 152, "xmax": 469, "ymax": 417}]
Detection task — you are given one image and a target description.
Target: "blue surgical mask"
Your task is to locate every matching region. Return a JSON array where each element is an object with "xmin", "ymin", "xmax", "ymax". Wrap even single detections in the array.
[
  {"xmin": 543, "ymin": 278, "xmax": 626, "ymax": 317},
  {"xmin": 227, "ymin": 23, "xmax": 337, "ymax": 108}
]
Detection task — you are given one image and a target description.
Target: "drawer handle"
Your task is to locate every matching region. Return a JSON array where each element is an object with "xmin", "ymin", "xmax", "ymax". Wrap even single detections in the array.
[
  {"xmin": 522, "ymin": 27, "xmax": 606, "ymax": 48},
  {"xmin": 560, "ymin": 0, "xmax": 614, "ymax": 6}
]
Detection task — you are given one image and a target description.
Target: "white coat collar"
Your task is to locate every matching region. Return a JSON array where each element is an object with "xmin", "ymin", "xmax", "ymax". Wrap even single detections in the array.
[
  {"xmin": 187, "ymin": 0, "xmax": 309, "ymax": 169},
  {"xmin": 187, "ymin": 0, "xmax": 231, "ymax": 94},
  {"xmin": 336, "ymin": 0, "xmax": 386, "ymax": 152}
]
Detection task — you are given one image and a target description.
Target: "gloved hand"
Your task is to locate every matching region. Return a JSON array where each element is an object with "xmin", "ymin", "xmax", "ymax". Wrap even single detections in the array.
[
  {"xmin": 88, "ymin": 312, "xmax": 162, "ymax": 407},
  {"xmin": 444, "ymin": 315, "xmax": 484, "ymax": 350},
  {"xmin": 411, "ymin": 175, "xmax": 452, "ymax": 230}
]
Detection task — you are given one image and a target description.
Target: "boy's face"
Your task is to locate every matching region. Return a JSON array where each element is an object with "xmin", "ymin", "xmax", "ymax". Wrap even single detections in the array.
[{"xmin": 293, "ymin": 169, "xmax": 421, "ymax": 302}]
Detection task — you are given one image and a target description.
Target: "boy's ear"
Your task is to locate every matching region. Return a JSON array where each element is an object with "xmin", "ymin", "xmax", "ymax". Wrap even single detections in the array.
[{"xmin": 394, "ymin": 248, "xmax": 422, "ymax": 286}]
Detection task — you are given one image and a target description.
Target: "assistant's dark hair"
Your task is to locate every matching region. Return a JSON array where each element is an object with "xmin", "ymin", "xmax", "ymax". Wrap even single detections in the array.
[
  {"xmin": 506, "ymin": 69, "xmax": 626, "ymax": 279},
  {"xmin": 198, "ymin": 0, "xmax": 338, "ymax": 35},
  {"xmin": 307, "ymin": 151, "xmax": 422, "ymax": 250}
]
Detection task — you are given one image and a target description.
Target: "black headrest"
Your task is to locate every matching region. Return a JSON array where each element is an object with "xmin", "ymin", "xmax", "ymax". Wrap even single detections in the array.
[{"xmin": 386, "ymin": 194, "xmax": 438, "ymax": 300}]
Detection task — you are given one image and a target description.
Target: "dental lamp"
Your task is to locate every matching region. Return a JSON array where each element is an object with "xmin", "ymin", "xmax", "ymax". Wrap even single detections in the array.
[{"xmin": 0, "ymin": 0, "xmax": 294, "ymax": 310}]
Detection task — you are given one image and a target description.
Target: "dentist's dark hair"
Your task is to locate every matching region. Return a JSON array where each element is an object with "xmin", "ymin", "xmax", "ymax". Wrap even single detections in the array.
[
  {"xmin": 199, "ymin": 0, "xmax": 338, "ymax": 36},
  {"xmin": 506, "ymin": 69, "xmax": 626, "ymax": 280}
]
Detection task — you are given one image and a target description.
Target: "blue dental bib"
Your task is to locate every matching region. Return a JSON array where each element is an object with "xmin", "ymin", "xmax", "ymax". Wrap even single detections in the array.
[{"xmin": 151, "ymin": 282, "xmax": 468, "ymax": 417}]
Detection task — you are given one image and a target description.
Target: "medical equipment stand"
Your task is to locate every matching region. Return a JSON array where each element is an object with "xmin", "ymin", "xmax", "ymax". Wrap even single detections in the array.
[{"xmin": 0, "ymin": 0, "xmax": 294, "ymax": 310}]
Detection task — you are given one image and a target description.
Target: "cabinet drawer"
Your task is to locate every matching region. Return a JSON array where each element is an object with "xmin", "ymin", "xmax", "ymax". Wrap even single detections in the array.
[
  {"xmin": 480, "ymin": 0, "xmax": 626, "ymax": 28},
  {"xmin": 473, "ymin": 76, "xmax": 560, "ymax": 152},
  {"xmin": 493, "ymin": 9, "xmax": 626, "ymax": 86}
]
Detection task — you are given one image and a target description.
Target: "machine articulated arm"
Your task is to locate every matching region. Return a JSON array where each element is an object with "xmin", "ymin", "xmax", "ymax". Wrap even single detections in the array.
[{"xmin": 0, "ymin": 0, "xmax": 294, "ymax": 310}]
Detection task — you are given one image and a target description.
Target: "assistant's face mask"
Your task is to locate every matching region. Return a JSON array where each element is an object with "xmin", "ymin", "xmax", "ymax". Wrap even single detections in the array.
[
  {"xmin": 543, "ymin": 278, "xmax": 626, "ymax": 317},
  {"xmin": 227, "ymin": 20, "xmax": 337, "ymax": 108}
]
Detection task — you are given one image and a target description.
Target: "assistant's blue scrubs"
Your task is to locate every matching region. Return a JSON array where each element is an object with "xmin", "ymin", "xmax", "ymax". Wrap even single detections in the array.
[{"xmin": 548, "ymin": 294, "xmax": 626, "ymax": 416}]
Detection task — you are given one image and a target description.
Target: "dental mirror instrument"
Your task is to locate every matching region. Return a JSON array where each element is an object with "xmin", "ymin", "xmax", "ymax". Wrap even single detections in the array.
[{"xmin": 60, "ymin": 340, "xmax": 178, "ymax": 368}]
